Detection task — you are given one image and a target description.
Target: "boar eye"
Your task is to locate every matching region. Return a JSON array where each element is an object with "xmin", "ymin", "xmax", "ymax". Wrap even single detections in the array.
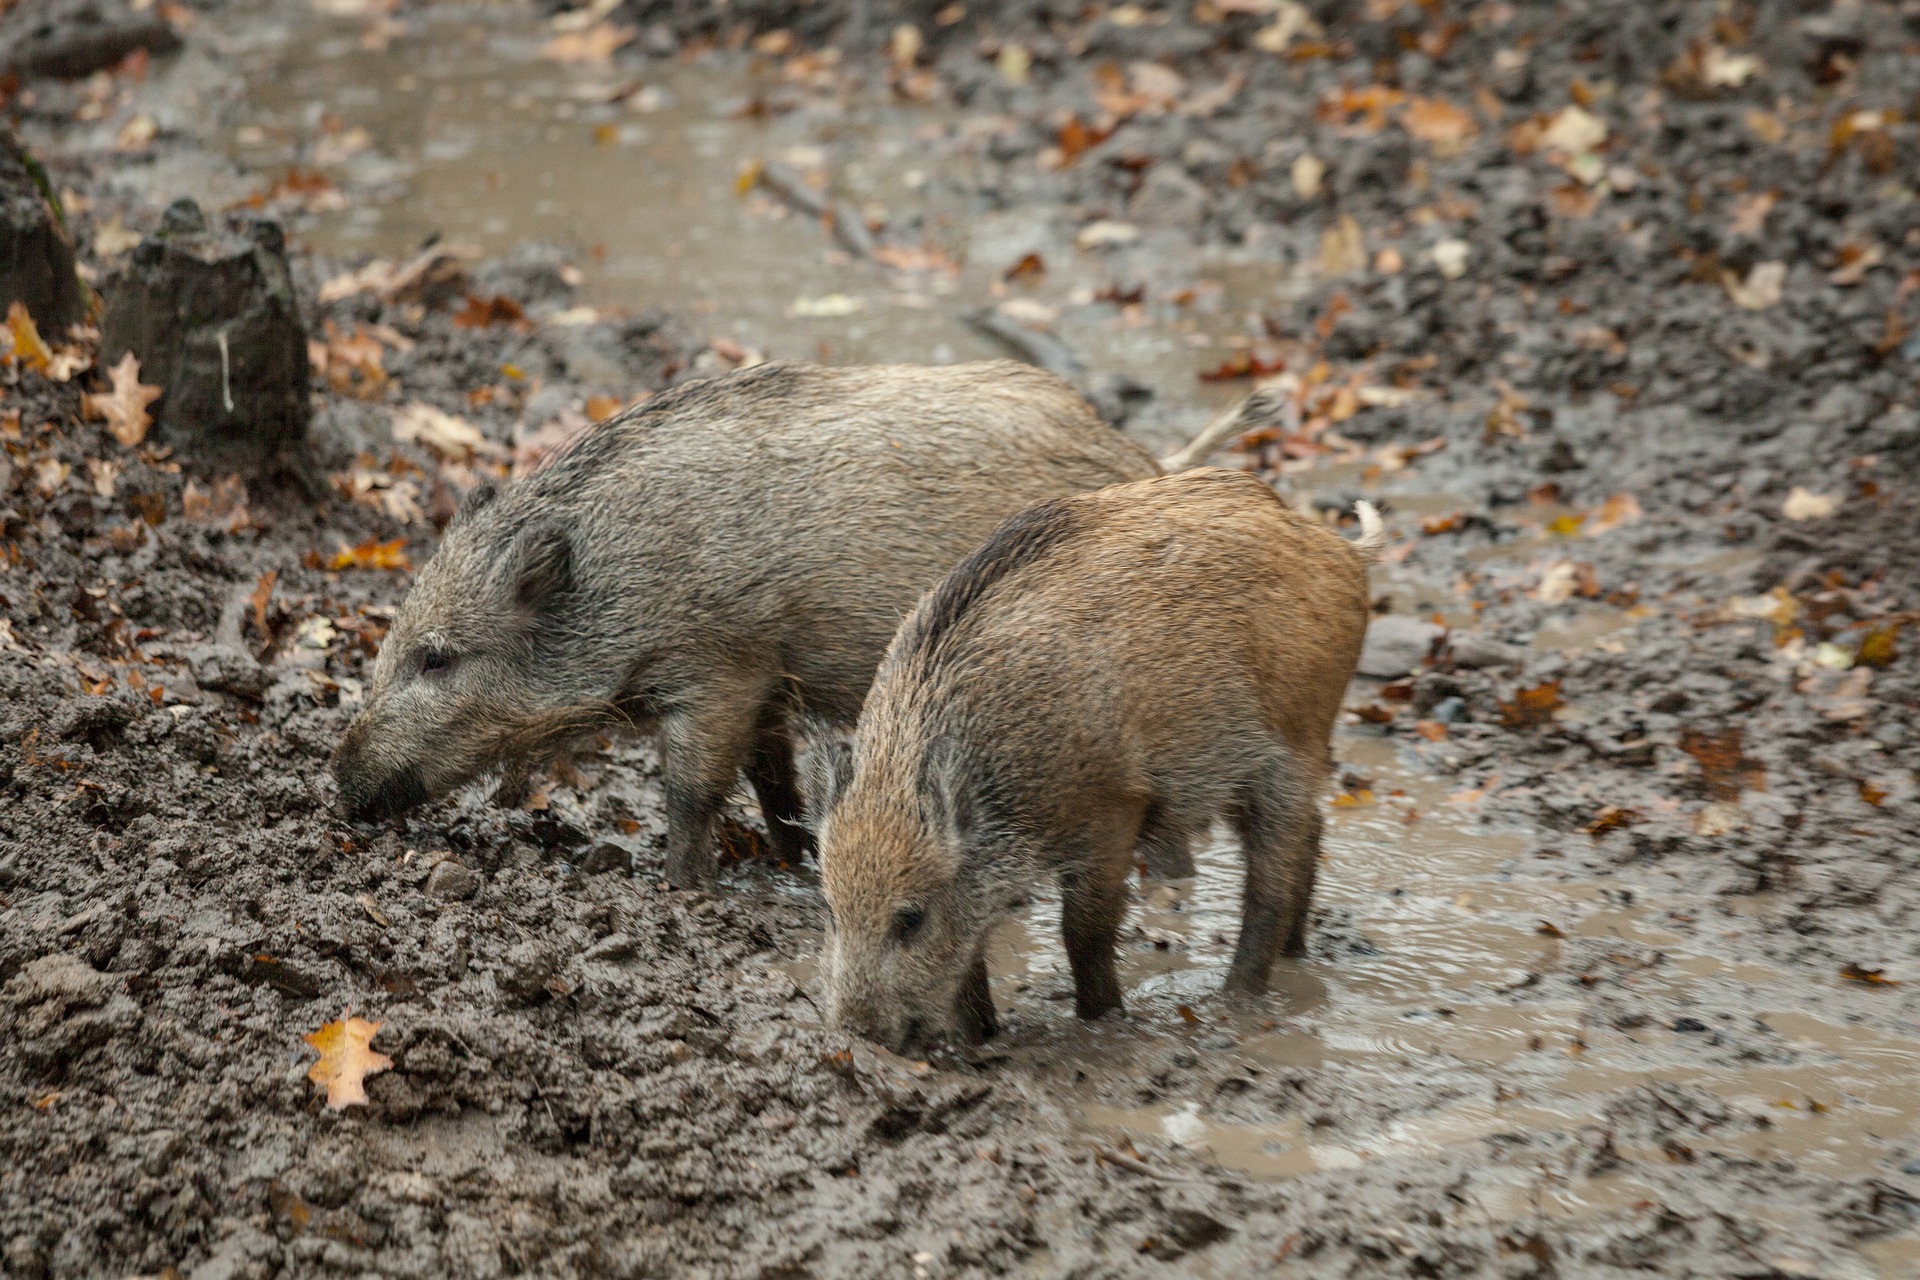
[
  {"xmin": 419, "ymin": 648, "xmax": 457, "ymax": 678},
  {"xmin": 890, "ymin": 905, "xmax": 926, "ymax": 944}
]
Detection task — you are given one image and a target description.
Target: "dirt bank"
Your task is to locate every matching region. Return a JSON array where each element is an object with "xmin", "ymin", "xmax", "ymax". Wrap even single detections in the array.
[{"xmin": 3, "ymin": 0, "xmax": 1919, "ymax": 1276}]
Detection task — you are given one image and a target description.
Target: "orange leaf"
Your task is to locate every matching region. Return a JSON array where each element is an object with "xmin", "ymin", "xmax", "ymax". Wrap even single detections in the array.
[
  {"xmin": 248, "ymin": 569, "xmax": 278, "ymax": 647},
  {"xmin": 1402, "ymin": 96, "xmax": 1478, "ymax": 148},
  {"xmin": 1585, "ymin": 492, "xmax": 1644, "ymax": 535},
  {"xmin": 1498, "ymin": 679, "xmax": 1563, "ymax": 729},
  {"xmin": 304, "ymin": 1014, "xmax": 393, "ymax": 1110},
  {"xmin": 452, "ymin": 294, "xmax": 527, "ymax": 329},
  {"xmin": 1840, "ymin": 963, "xmax": 1898, "ymax": 987},
  {"xmin": 1678, "ymin": 727, "xmax": 1762, "ymax": 801},
  {"xmin": 329, "ymin": 538, "xmax": 412, "ymax": 572},
  {"xmin": 1856, "ymin": 622, "xmax": 1901, "ymax": 668},
  {"xmin": 4, "ymin": 302, "xmax": 53, "ymax": 374},
  {"xmin": 585, "ymin": 395, "xmax": 622, "ymax": 423}
]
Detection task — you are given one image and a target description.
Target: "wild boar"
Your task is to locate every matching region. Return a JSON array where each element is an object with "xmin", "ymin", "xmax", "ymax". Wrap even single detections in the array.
[
  {"xmin": 330, "ymin": 360, "xmax": 1160, "ymax": 887},
  {"xmin": 813, "ymin": 468, "xmax": 1383, "ymax": 1052}
]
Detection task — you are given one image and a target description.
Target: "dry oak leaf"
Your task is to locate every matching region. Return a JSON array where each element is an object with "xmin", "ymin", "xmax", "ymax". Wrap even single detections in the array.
[
  {"xmin": 85, "ymin": 353, "xmax": 165, "ymax": 446},
  {"xmin": 330, "ymin": 537, "xmax": 412, "ymax": 572},
  {"xmin": 304, "ymin": 1014, "xmax": 393, "ymax": 1110},
  {"xmin": 1402, "ymin": 96, "xmax": 1478, "ymax": 151},
  {"xmin": 4, "ymin": 301, "xmax": 53, "ymax": 374},
  {"xmin": 540, "ymin": 22, "xmax": 634, "ymax": 64}
]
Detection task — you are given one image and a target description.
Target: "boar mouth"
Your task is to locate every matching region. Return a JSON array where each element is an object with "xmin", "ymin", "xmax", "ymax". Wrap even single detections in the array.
[{"xmin": 336, "ymin": 764, "xmax": 430, "ymax": 821}]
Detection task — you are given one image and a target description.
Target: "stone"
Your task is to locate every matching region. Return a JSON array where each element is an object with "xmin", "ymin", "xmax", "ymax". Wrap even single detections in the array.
[
  {"xmin": 0, "ymin": 130, "xmax": 86, "ymax": 333},
  {"xmin": 425, "ymin": 859, "xmax": 481, "ymax": 901},
  {"xmin": 1447, "ymin": 631, "xmax": 1525, "ymax": 670},
  {"xmin": 578, "ymin": 842, "xmax": 631, "ymax": 875},
  {"xmin": 1357, "ymin": 614, "xmax": 1443, "ymax": 678},
  {"xmin": 101, "ymin": 200, "xmax": 309, "ymax": 470},
  {"xmin": 1128, "ymin": 165, "xmax": 1206, "ymax": 229}
]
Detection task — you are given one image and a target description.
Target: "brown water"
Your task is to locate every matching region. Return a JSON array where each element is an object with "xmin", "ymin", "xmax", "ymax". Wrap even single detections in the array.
[
  {"xmin": 225, "ymin": 0, "xmax": 1920, "ymax": 1245},
  {"xmin": 228, "ymin": 1, "xmax": 1285, "ymax": 443}
]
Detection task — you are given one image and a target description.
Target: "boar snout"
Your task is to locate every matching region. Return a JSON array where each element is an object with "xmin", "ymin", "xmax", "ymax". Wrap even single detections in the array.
[{"xmin": 331, "ymin": 719, "xmax": 429, "ymax": 820}]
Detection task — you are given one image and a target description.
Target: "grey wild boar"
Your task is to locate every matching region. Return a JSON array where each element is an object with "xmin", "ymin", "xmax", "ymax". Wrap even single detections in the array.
[
  {"xmin": 331, "ymin": 360, "xmax": 1160, "ymax": 887},
  {"xmin": 813, "ymin": 468, "xmax": 1383, "ymax": 1052}
]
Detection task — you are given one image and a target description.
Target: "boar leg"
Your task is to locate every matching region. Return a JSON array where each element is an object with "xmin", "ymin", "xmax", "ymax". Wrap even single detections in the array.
[
  {"xmin": 954, "ymin": 955, "xmax": 999, "ymax": 1043},
  {"xmin": 659, "ymin": 688, "xmax": 767, "ymax": 889},
  {"xmin": 743, "ymin": 701, "xmax": 813, "ymax": 864},
  {"xmin": 1137, "ymin": 804, "xmax": 1195, "ymax": 879},
  {"xmin": 1060, "ymin": 866, "xmax": 1128, "ymax": 1020},
  {"xmin": 1226, "ymin": 764, "xmax": 1322, "ymax": 993}
]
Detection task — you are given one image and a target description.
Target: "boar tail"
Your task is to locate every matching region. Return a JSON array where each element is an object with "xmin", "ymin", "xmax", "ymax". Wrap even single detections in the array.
[
  {"xmin": 1159, "ymin": 386, "xmax": 1288, "ymax": 472},
  {"xmin": 1349, "ymin": 500, "xmax": 1388, "ymax": 564}
]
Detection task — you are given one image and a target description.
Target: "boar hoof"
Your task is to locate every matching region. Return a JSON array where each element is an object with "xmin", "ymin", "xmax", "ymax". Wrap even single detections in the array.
[{"xmin": 663, "ymin": 847, "xmax": 715, "ymax": 890}]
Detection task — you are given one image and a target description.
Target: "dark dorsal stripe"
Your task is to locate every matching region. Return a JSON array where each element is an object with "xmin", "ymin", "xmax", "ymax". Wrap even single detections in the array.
[{"xmin": 899, "ymin": 495, "xmax": 1081, "ymax": 666}]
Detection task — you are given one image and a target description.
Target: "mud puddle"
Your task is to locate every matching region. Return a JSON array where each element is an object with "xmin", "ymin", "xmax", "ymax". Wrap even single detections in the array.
[{"xmin": 228, "ymin": 1, "xmax": 1284, "ymax": 436}]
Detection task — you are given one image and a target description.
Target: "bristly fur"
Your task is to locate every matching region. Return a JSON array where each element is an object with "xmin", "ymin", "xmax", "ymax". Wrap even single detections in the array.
[{"xmin": 896, "ymin": 497, "xmax": 1081, "ymax": 670}]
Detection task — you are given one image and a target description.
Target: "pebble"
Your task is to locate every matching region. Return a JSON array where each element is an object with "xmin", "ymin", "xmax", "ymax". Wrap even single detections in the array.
[{"xmin": 425, "ymin": 860, "xmax": 481, "ymax": 900}]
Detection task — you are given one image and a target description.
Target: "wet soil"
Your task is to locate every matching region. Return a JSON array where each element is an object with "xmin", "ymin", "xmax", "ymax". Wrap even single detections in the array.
[{"xmin": 4, "ymin": 0, "xmax": 1920, "ymax": 1276}]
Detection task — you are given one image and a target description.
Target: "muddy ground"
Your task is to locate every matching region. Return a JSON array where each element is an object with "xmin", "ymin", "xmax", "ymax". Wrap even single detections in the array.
[{"xmin": 5, "ymin": 0, "xmax": 1920, "ymax": 1275}]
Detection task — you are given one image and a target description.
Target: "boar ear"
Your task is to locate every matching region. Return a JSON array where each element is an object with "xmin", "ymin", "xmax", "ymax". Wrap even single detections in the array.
[
  {"xmin": 453, "ymin": 480, "xmax": 498, "ymax": 525},
  {"xmin": 921, "ymin": 736, "xmax": 980, "ymax": 844},
  {"xmin": 801, "ymin": 735, "xmax": 855, "ymax": 827},
  {"xmin": 507, "ymin": 519, "xmax": 573, "ymax": 615}
]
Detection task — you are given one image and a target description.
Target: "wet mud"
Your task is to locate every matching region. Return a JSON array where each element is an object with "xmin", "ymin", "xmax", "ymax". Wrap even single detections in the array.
[{"xmin": 4, "ymin": 0, "xmax": 1920, "ymax": 1276}]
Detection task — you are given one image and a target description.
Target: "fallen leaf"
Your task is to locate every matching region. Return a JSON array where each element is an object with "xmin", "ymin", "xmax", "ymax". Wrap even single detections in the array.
[
  {"xmin": 1541, "ymin": 104, "xmax": 1607, "ymax": 154},
  {"xmin": 1679, "ymin": 727, "xmax": 1762, "ymax": 801},
  {"xmin": 1181, "ymin": 72, "xmax": 1244, "ymax": 118},
  {"xmin": 85, "ymin": 458, "xmax": 118, "ymax": 498},
  {"xmin": 4, "ymin": 302, "xmax": 52, "ymax": 374},
  {"xmin": 870, "ymin": 243, "xmax": 958, "ymax": 274},
  {"xmin": 1004, "ymin": 252, "xmax": 1045, "ymax": 282},
  {"xmin": 1855, "ymin": 622, "xmax": 1900, "ymax": 668},
  {"xmin": 584, "ymin": 395, "xmax": 622, "ymax": 423},
  {"xmin": 1584, "ymin": 805, "xmax": 1638, "ymax": 836},
  {"xmin": 1828, "ymin": 241, "xmax": 1882, "ymax": 287},
  {"xmin": 1175, "ymin": 1004, "xmax": 1202, "ymax": 1024},
  {"xmin": 248, "ymin": 569, "xmax": 278, "ymax": 648},
  {"xmin": 1725, "ymin": 261, "xmax": 1785, "ymax": 309},
  {"xmin": 1728, "ymin": 191, "xmax": 1777, "ymax": 237},
  {"xmin": 1746, "ymin": 109, "xmax": 1786, "ymax": 144},
  {"xmin": 1402, "ymin": 96, "xmax": 1478, "ymax": 151},
  {"xmin": 114, "ymin": 114, "xmax": 158, "ymax": 151},
  {"xmin": 1431, "ymin": 238, "xmax": 1470, "ymax": 279},
  {"xmin": 1374, "ymin": 246, "xmax": 1404, "ymax": 274},
  {"xmin": 1531, "ymin": 560, "xmax": 1579, "ymax": 604},
  {"xmin": 84, "ymin": 352, "xmax": 164, "ymax": 446},
  {"xmin": 1413, "ymin": 721, "xmax": 1448, "ymax": 741},
  {"xmin": 1840, "ymin": 963, "xmax": 1897, "ymax": 987},
  {"xmin": 451, "ymin": 294, "xmax": 527, "ymax": 328},
  {"xmin": 1319, "ymin": 214, "xmax": 1366, "ymax": 275},
  {"xmin": 1859, "ymin": 779, "xmax": 1888, "ymax": 807},
  {"xmin": 391, "ymin": 401, "xmax": 494, "ymax": 460},
  {"xmin": 1498, "ymin": 679, "xmax": 1563, "ymax": 728},
  {"xmin": 1291, "ymin": 153, "xmax": 1325, "ymax": 199},
  {"xmin": 1075, "ymin": 220, "xmax": 1140, "ymax": 250},
  {"xmin": 996, "ymin": 43, "xmax": 1030, "ymax": 85},
  {"xmin": 304, "ymin": 1014, "xmax": 393, "ymax": 1109},
  {"xmin": 34, "ymin": 458, "xmax": 71, "ymax": 497},
  {"xmin": 182, "ymin": 476, "xmax": 253, "ymax": 530},
  {"xmin": 330, "ymin": 538, "xmax": 412, "ymax": 572},
  {"xmin": 1781, "ymin": 487, "xmax": 1837, "ymax": 521},
  {"xmin": 93, "ymin": 216, "xmax": 143, "ymax": 257},
  {"xmin": 1056, "ymin": 114, "xmax": 1111, "ymax": 165},
  {"xmin": 1585, "ymin": 492, "xmax": 1644, "ymax": 535},
  {"xmin": 1694, "ymin": 800, "xmax": 1743, "ymax": 836},
  {"xmin": 788, "ymin": 293, "xmax": 864, "ymax": 317},
  {"xmin": 1701, "ymin": 46, "xmax": 1761, "ymax": 87},
  {"xmin": 356, "ymin": 893, "xmax": 392, "ymax": 928},
  {"xmin": 1251, "ymin": 1, "xmax": 1317, "ymax": 53},
  {"xmin": 540, "ymin": 23, "xmax": 634, "ymax": 64}
]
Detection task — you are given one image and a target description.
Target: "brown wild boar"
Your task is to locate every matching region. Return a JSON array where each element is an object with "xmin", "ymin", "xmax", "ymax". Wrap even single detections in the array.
[
  {"xmin": 330, "ymin": 360, "xmax": 1160, "ymax": 887},
  {"xmin": 812, "ymin": 468, "xmax": 1383, "ymax": 1052}
]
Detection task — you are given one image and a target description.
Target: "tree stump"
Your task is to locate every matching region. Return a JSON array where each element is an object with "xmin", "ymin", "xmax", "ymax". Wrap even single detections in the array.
[
  {"xmin": 0, "ymin": 0, "xmax": 182, "ymax": 82},
  {"xmin": 0, "ymin": 129, "xmax": 86, "ymax": 335},
  {"xmin": 100, "ymin": 200, "xmax": 310, "ymax": 470}
]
